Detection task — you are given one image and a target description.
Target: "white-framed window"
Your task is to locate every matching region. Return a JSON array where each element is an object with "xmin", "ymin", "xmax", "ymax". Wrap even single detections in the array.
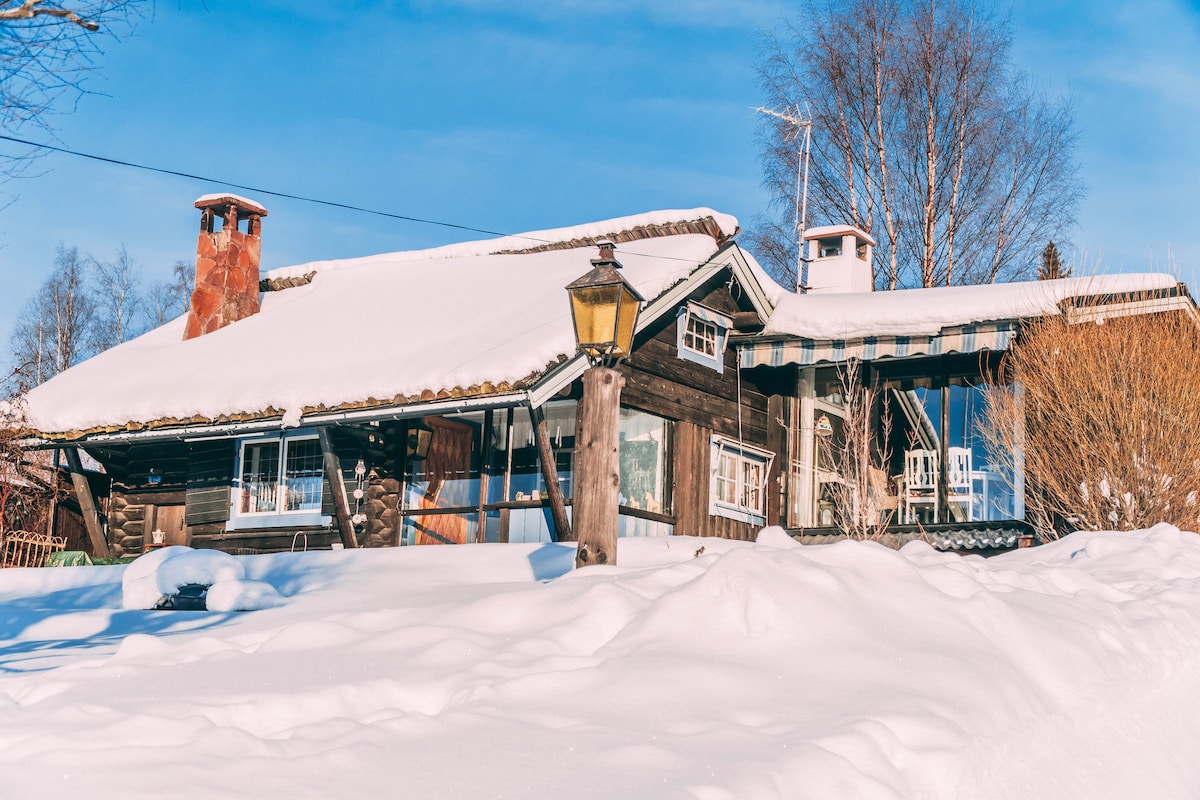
[
  {"xmin": 676, "ymin": 302, "xmax": 732, "ymax": 373},
  {"xmin": 229, "ymin": 430, "xmax": 331, "ymax": 530},
  {"xmin": 709, "ymin": 436, "xmax": 774, "ymax": 524},
  {"xmin": 684, "ymin": 315, "xmax": 718, "ymax": 358}
]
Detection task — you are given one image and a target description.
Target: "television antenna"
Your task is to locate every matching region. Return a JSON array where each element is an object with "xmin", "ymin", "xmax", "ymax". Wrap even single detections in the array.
[{"xmin": 755, "ymin": 105, "xmax": 812, "ymax": 291}]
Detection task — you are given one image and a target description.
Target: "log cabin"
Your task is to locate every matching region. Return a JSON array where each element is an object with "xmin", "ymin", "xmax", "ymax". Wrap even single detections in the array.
[
  {"xmin": 23, "ymin": 197, "xmax": 790, "ymax": 556},
  {"xmin": 23, "ymin": 197, "xmax": 1195, "ymax": 557}
]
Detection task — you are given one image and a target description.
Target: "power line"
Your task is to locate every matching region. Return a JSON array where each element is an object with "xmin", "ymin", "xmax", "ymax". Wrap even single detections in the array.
[
  {"xmin": 0, "ymin": 133, "xmax": 715, "ymax": 264},
  {"xmin": 0, "ymin": 132, "xmax": 511, "ymax": 238}
]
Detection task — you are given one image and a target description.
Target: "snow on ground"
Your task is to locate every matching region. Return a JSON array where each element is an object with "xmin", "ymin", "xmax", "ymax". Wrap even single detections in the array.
[{"xmin": 2, "ymin": 527, "xmax": 1200, "ymax": 799}]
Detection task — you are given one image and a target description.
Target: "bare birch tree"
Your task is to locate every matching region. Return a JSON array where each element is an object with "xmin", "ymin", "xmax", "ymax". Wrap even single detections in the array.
[
  {"xmin": 145, "ymin": 259, "xmax": 194, "ymax": 327},
  {"xmin": 10, "ymin": 244, "xmax": 95, "ymax": 388},
  {"xmin": 754, "ymin": 0, "xmax": 1081, "ymax": 290},
  {"xmin": 91, "ymin": 244, "xmax": 143, "ymax": 351},
  {"xmin": 0, "ymin": 1, "xmax": 140, "ymax": 179}
]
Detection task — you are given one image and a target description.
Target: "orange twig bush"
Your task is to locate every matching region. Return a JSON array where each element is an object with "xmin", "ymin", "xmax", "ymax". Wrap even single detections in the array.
[{"xmin": 984, "ymin": 304, "xmax": 1200, "ymax": 537}]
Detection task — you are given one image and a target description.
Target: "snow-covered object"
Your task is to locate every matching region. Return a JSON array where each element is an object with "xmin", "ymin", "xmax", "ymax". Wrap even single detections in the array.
[
  {"xmin": 4, "ymin": 528, "xmax": 1200, "ymax": 797},
  {"xmin": 193, "ymin": 192, "xmax": 267, "ymax": 215},
  {"xmin": 24, "ymin": 210, "xmax": 742, "ymax": 435},
  {"xmin": 205, "ymin": 578, "xmax": 284, "ymax": 612},
  {"xmin": 121, "ymin": 546, "xmax": 246, "ymax": 610},
  {"xmin": 766, "ymin": 272, "xmax": 1179, "ymax": 339}
]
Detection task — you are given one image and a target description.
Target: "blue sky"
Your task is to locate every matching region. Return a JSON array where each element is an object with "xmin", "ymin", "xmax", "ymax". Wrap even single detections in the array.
[{"xmin": 0, "ymin": 0, "xmax": 1196, "ymax": 347}]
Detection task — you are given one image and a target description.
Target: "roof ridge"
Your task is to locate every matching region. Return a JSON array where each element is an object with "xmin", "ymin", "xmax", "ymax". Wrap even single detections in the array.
[{"xmin": 489, "ymin": 215, "xmax": 736, "ymax": 256}]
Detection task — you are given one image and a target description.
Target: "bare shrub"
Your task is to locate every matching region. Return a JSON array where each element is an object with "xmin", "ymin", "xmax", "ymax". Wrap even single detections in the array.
[
  {"xmin": 821, "ymin": 359, "xmax": 896, "ymax": 539},
  {"xmin": 983, "ymin": 303, "xmax": 1200, "ymax": 536}
]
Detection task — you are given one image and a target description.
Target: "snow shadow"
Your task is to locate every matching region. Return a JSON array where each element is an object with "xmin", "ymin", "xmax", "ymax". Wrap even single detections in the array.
[
  {"xmin": 0, "ymin": 588, "xmax": 237, "ymax": 673},
  {"xmin": 0, "ymin": 551, "xmax": 359, "ymax": 673},
  {"xmin": 527, "ymin": 543, "xmax": 574, "ymax": 581}
]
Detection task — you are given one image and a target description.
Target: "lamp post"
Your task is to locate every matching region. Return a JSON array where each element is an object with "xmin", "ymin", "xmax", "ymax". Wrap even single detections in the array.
[{"xmin": 565, "ymin": 241, "xmax": 643, "ymax": 569}]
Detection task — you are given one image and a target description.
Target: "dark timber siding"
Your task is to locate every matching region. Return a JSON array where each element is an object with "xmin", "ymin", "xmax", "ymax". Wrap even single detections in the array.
[
  {"xmin": 186, "ymin": 440, "xmax": 234, "ymax": 526},
  {"xmin": 618, "ymin": 275, "xmax": 783, "ymax": 538}
]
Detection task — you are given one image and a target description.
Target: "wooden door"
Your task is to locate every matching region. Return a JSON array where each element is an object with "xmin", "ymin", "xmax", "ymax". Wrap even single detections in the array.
[
  {"xmin": 144, "ymin": 504, "xmax": 189, "ymax": 548},
  {"xmin": 413, "ymin": 418, "xmax": 474, "ymax": 545}
]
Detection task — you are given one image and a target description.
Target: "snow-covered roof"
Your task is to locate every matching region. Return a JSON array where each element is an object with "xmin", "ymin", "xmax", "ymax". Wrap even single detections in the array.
[
  {"xmin": 25, "ymin": 209, "xmax": 751, "ymax": 437},
  {"xmin": 764, "ymin": 273, "xmax": 1181, "ymax": 340}
]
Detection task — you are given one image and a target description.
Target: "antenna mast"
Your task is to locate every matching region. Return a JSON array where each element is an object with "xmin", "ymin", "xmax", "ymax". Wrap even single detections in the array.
[{"xmin": 756, "ymin": 105, "xmax": 812, "ymax": 291}]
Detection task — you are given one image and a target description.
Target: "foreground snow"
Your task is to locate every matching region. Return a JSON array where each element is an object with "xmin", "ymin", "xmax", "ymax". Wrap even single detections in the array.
[{"xmin": 2, "ymin": 527, "xmax": 1199, "ymax": 799}]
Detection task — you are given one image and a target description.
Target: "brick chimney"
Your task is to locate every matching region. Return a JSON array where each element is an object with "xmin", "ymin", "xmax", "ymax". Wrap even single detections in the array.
[{"xmin": 183, "ymin": 194, "xmax": 268, "ymax": 340}]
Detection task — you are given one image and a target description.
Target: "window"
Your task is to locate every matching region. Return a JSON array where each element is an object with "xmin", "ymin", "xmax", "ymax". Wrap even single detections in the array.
[
  {"xmin": 684, "ymin": 315, "xmax": 718, "ymax": 358},
  {"xmin": 619, "ymin": 409, "xmax": 670, "ymax": 514},
  {"xmin": 710, "ymin": 436, "xmax": 773, "ymax": 524},
  {"xmin": 230, "ymin": 431, "xmax": 330, "ymax": 529},
  {"xmin": 818, "ymin": 237, "xmax": 842, "ymax": 258},
  {"xmin": 676, "ymin": 302, "xmax": 732, "ymax": 373}
]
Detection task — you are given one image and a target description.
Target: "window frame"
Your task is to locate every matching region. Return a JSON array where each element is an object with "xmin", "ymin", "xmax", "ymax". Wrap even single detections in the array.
[
  {"xmin": 676, "ymin": 302, "xmax": 732, "ymax": 373},
  {"xmin": 228, "ymin": 429, "xmax": 332, "ymax": 530},
  {"xmin": 709, "ymin": 435, "xmax": 774, "ymax": 524}
]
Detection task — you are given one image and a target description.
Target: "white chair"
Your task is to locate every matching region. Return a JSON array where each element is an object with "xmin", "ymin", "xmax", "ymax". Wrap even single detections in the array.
[
  {"xmin": 902, "ymin": 449, "xmax": 939, "ymax": 523},
  {"xmin": 947, "ymin": 447, "xmax": 974, "ymax": 521}
]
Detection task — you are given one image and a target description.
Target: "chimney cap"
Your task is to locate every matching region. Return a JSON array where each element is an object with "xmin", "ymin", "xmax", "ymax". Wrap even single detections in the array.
[
  {"xmin": 802, "ymin": 224, "xmax": 874, "ymax": 246},
  {"xmin": 194, "ymin": 193, "xmax": 268, "ymax": 218}
]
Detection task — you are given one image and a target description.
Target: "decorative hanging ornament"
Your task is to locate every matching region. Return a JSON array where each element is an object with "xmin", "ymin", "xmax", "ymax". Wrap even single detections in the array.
[{"xmin": 816, "ymin": 414, "xmax": 833, "ymax": 437}]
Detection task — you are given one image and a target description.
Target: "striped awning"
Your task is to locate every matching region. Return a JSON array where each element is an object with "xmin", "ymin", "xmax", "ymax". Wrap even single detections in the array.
[{"xmin": 738, "ymin": 320, "xmax": 1019, "ymax": 368}]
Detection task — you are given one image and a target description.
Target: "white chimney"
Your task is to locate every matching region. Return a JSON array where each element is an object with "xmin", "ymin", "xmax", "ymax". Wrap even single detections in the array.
[{"xmin": 803, "ymin": 224, "xmax": 875, "ymax": 294}]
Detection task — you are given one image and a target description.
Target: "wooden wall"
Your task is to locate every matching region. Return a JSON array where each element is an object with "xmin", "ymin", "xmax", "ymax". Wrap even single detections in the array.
[
  {"xmin": 90, "ymin": 426, "xmax": 399, "ymax": 556},
  {"xmin": 618, "ymin": 275, "xmax": 789, "ymax": 538}
]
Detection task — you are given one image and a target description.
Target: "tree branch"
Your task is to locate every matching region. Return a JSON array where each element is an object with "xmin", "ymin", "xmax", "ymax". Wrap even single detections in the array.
[{"xmin": 0, "ymin": 0, "xmax": 100, "ymax": 31}]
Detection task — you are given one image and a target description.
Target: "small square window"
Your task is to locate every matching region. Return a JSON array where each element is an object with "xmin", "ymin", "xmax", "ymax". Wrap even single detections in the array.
[
  {"xmin": 676, "ymin": 302, "xmax": 732, "ymax": 373},
  {"xmin": 683, "ymin": 315, "xmax": 718, "ymax": 358}
]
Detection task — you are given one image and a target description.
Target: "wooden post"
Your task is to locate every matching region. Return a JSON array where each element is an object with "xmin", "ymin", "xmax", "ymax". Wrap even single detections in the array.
[
  {"xmin": 573, "ymin": 366, "xmax": 624, "ymax": 568},
  {"xmin": 529, "ymin": 404, "xmax": 573, "ymax": 542},
  {"xmin": 317, "ymin": 427, "xmax": 359, "ymax": 549},
  {"xmin": 63, "ymin": 447, "xmax": 110, "ymax": 558}
]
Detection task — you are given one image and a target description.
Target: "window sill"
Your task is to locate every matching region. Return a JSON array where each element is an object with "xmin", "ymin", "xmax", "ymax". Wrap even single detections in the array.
[
  {"xmin": 709, "ymin": 503, "xmax": 766, "ymax": 526},
  {"xmin": 226, "ymin": 512, "xmax": 331, "ymax": 531}
]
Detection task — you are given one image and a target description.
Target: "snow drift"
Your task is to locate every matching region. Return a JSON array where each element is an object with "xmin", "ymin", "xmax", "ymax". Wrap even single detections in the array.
[{"xmin": 1, "ymin": 527, "xmax": 1199, "ymax": 798}]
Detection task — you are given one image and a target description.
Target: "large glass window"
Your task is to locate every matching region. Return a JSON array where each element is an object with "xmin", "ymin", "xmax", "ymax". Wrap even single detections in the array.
[
  {"xmin": 398, "ymin": 403, "xmax": 672, "ymax": 546},
  {"xmin": 239, "ymin": 440, "xmax": 280, "ymax": 514},
  {"xmin": 487, "ymin": 403, "xmax": 576, "ymax": 505},
  {"xmin": 283, "ymin": 437, "xmax": 324, "ymax": 511},
  {"xmin": 231, "ymin": 431, "xmax": 330, "ymax": 529},
  {"xmin": 889, "ymin": 380, "xmax": 1022, "ymax": 523},
  {"xmin": 619, "ymin": 409, "xmax": 670, "ymax": 514},
  {"xmin": 786, "ymin": 358, "xmax": 1023, "ymax": 529},
  {"xmin": 403, "ymin": 415, "xmax": 483, "ymax": 545}
]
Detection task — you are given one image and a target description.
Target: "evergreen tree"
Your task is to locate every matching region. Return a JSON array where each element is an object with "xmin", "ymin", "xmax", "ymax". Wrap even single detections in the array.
[{"xmin": 1037, "ymin": 240, "xmax": 1070, "ymax": 280}]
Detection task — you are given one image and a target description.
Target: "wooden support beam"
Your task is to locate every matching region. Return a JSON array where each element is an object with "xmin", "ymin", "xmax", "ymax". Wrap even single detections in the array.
[
  {"xmin": 529, "ymin": 404, "xmax": 572, "ymax": 542},
  {"xmin": 573, "ymin": 366, "xmax": 623, "ymax": 568},
  {"xmin": 317, "ymin": 427, "xmax": 359, "ymax": 549},
  {"xmin": 63, "ymin": 447, "xmax": 110, "ymax": 558}
]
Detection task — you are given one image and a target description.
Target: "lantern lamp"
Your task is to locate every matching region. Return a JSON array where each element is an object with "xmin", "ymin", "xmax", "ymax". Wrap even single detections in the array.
[
  {"xmin": 565, "ymin": 241, "xmax": 644, "ymax": 366},
  {"xmin": 406, "ymin": 420, "xmax": 433, "ymax": 460}
]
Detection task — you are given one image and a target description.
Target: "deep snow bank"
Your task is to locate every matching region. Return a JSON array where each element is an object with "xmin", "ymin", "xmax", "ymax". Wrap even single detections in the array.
[{"xmin": 0, "ymin": 527, "xmax": 1198, "ymax": 799}]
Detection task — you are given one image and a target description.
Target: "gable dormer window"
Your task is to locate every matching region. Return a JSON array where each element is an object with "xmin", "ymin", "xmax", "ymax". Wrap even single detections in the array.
[{"xmin": 676, "ymin": 302, "xmax": 732, "ymax": 373}]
